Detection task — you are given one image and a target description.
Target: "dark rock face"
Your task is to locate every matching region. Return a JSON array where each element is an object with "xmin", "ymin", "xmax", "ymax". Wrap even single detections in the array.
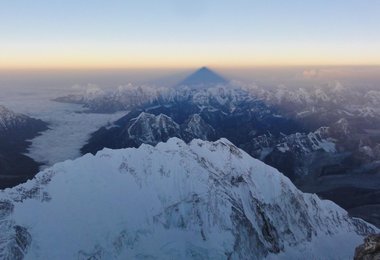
[
  {"xmin": 13, "ymin": 226, "xmax": 32, "ymax": 257},
  {"xmin": 354, "ymin": 234, "xmax": 380, "ymax": 260},
  {"xmin": 0, "ymin": 153, "xmax": 42, "ymax": 189},
  {"xmin": 0, "ymin": 199, "xmax": 31, "ymax": 260},
  {"xmin": 0, "ymin": 105, "xmax": 48, "ymax": 189},
  {"xmin": 0, "ymin": 225, "xmax": 32, "ymax": 260},
  {"xmin": 0, "ymin": 199, "xmax": 14, "ymax": 218}
]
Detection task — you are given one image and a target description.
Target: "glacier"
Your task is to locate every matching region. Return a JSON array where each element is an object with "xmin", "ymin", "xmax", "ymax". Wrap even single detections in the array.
[{"xmin": 0, "ymin": 138, "xmax": 377, "ymax": 259}]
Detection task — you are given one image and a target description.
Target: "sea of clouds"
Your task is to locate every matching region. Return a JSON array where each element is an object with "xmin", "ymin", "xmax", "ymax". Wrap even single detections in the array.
[{"xmin": 0, "ymin": 84, "xmax": 125, "ymax": 168}]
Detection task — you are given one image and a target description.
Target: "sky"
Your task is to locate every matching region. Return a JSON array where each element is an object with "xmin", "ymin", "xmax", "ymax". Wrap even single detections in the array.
[{"xmin": 1, "ymin": 0, "xmax": 380, "ymax": 69}]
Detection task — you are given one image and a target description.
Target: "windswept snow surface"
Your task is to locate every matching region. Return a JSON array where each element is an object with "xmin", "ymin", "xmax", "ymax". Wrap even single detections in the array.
[{"xmin": 0, "ymin": 138, "xmax": 377, "ymax": 259}]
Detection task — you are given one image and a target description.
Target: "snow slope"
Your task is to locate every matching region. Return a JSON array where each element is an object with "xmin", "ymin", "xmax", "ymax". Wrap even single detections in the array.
[{"xmin": 0, "ymin": 138, "xmax": 377, "ymax": 259}]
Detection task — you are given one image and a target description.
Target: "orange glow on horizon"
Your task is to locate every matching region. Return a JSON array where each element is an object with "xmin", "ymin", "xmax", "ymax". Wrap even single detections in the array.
[
  {"xmin": 1, "ymin": 42, "xmax": 380, "ymax": 70},
  {"xmin": 2, "ymin": 57, "xmax": 380, "ymax": 70}
]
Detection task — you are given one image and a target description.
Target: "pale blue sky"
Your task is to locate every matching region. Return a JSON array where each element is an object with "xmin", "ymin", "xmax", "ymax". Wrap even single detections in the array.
[{"xmin": 1, "ymin": 0, "xmax": 379, "ymax": 68}]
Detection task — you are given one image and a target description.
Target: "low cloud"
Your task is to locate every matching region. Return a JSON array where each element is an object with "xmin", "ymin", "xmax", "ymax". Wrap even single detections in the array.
[{"xmin": 302, "ymin": 69, "xmax": 319, "ymax": 78}]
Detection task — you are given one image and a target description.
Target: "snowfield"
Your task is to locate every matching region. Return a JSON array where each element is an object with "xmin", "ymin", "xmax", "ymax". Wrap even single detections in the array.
[{"xmin": 0, "ymin": 138, "xmax": 377, "ymax": 259}]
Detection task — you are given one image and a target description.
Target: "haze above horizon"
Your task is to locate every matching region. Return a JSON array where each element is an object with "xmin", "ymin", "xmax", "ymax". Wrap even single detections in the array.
[{"xmin": 1, "ymin": 0, "xmax": 380, "ymax": 69}]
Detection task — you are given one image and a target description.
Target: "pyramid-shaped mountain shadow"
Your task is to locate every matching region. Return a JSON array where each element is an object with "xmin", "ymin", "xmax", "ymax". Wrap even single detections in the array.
[{"xmin": 176, "ymin": 67, "xmax": 228, "ymax": 88}]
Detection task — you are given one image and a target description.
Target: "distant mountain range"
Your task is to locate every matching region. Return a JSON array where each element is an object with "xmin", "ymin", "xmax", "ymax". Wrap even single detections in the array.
[
  {"xmin": 53, "ymin": 67, "xmax": 228, "ymax": 113},
  {"xmin": 55, "ymin": 67, "xmax": 380, "ymax": 227},
  {"xmin": 81, "ymin": 86, "xmax": 301, "ymax": 155}
]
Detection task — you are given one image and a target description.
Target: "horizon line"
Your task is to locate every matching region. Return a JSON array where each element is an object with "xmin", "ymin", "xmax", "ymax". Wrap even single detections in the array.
[{"xmin": 1, "ymin": 64, "xmax": 380, "ymax": 72}]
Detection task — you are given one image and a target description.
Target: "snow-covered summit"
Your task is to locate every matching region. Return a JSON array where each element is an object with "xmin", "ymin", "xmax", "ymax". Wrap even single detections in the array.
[
  {"xmin": 126, "ymin": 112, "xmax": 181, "ymax": 145},
  {"xmin": 0, "ymin": 138, "xmax": 376, "ymax": 259},
  {"xmin": 0, "ymin": 105, "xmax": 29, "ymax": 132}
]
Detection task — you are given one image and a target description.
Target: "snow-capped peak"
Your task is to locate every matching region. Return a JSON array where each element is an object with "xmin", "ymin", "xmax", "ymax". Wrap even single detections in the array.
[
  {"xmin": 0, "ymin": 138, "xmax": 376, "ymax": 259},
  {"xmin": 127, "ymin": 112, "xmax": 180, "ymax": 145},
  {"xmin": 0, "ymin": 105, "xmax": 29, "ymax": 131}
]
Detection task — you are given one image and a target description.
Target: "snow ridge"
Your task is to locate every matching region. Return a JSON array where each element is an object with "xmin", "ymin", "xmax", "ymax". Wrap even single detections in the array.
[{"xmin": 0, "ymin": 138, "xmax": 377, "ymax": 259}]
